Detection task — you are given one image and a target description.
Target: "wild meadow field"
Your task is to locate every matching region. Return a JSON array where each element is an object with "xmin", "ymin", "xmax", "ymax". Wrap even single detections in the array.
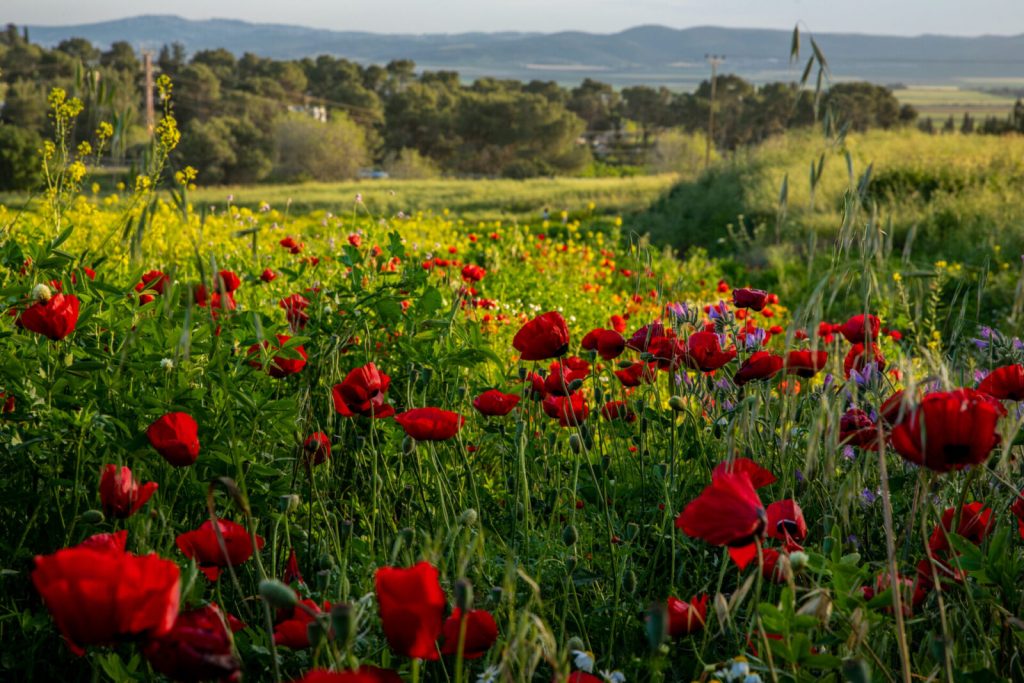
[{"xmin": 3, "ymin": 86, "xmax": 1024, "ymax": 683}]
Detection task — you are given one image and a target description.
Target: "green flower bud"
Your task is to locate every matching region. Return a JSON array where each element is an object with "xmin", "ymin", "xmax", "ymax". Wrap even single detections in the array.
[
  {"xmin": 562, "ymin": 524, "xmax": 579, "ymax": 547},
  {"xmin": 668, "ymin": 395, "xmax": 687, "ymax": 411},
  {"xmin": 79, "ymin": 509, "xmax": 105, "ymax": 524},
  {"xmin": 259, "ymin": 579, "xmax": 298, "ymax": 610}
]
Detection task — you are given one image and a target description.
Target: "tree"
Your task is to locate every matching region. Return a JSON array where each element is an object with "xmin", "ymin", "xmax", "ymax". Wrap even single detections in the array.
[
  {"xmin": 0, "ymin": 124, "xmax": 42, "ymax": 190},
  {"xmin": 55, "ymin": 37, "xmax": 100, "ymax": 66},
  {"xmin": 101, "ymin": 42, "xmax": 139, "ymax": 73},
  {"xmin": 272, "ymin": 112, "xmax": 367, "ymax": 182}
]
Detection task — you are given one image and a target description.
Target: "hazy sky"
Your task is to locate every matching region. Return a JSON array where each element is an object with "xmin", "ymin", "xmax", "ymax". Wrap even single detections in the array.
[{"xmin": 6, "ymin": 0, "xmax": 1023, "ymax": 36}]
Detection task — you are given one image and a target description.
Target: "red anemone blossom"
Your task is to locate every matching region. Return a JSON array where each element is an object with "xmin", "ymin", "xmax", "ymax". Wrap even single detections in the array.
[
  {"xmin": 136, "ymin": 270, "xmax": 170, "ymax": 295},
  {"xmin": 837, "ymin": 314, "xmax": 880, "ymax": 343},
  {"xmin": 542, "ymin": 393, "xmax": 589, "ymax": 427},
  {"xmin": 216, "ymin": 270, "xmax": 241, "ymax": 293},
  {"xmin": 784, "ymin": 350, "xmax": 828, "ymax": 378},
  {"xmin": 31, "ymin": 538, "xmax": 181, "ymax": 656},
  {"xmin": 732, "ymin": 288, "xmax": 768, "ymax": 311},
  {"xmin": 581, "ymin": 328, "xmax": 626, "ymax": 360},
  {"xmin": 274, "ymin": 598, "xmax": 331, "ymax": 649},
  {"xmin": 142, "ymin": 603, "xmax": 241, "ymax": 683},
  {"xmin": 19, "ymin": 293, "xmax": 80, "ymax": 340},
  {"xmin": 839, "ymin": 408, "xmax": 881, "ymax": 450},
  {"xmin": 666, "ymin": 594, "xmax": 708, "ymax": 637},
  {"xmin": 513, "ymin": 311, "xmax": 570, "ymax": 361},
  {"xmin": 294, "ymin": 668, "xmax": 403, "ymax": 683},
  {"xmin": 374, "ymin": 562, "xmax": 446, "ymax": 660},
  {"xmin": 766, "ymin": 499, "xmax": 807, "ymax": 547},
  {"xmin": 600, "ymin": 400, "xmax": 636, "ymax": 422},
  {"xmin": 473, "ymin": 389, "xmax": 521, "ymax": 416},
  {"xmin": 843, "ymin": 343, "xmax": 886, "ymax": 378},
  {"xmin": 675, "ymin": 472, "xmax": 766, "ymax": 547},
  {"xmin": 712, "ymin": 458, "xmax": 777, "ymax": 488},
  {"xmin": 147, "ymin": 412, "xmax": 200, "ymax": 467},
  {"xmin": 733, "ymin": 352, "xmax": 783, "ymax": 386},
  {"xmin": 927, "ymin": 502, "xmax": 994, "ymax": 554},
  {"xmin": 332, "ymin": 363, "xmax": 395, "ymax": 418},
  {"xmin": 247, "ymin": 334, "xmax": 307, "ymax": 378},
  {"xmin": 890, "ymin": 388, "xmax": 1005, "ymax": 472},
  {"xmin": 99, "ymin": 465, "xmax": 158, "ymax": 519},
  {"xmin": 303, "ymin": 432, "xmax": 332, "ymax": 466},
  {"xmin": 439, "ymin": 608, "xmax": 499, "ymax": 658},
  {"xmin": 395, "ymin": 408, "xmax": 465, "ymax": 441},
  {"xmin": 685, "ymin": 331, "xmax": 737, "ymax": 372},
  {"xmin": 977, "ymin": 364, "xmax": 1024, "ymax": 401},
  {"xmin": 614, "ymin": 360, "xmax": 657, "ymax": 387},
  {"xmin": 625, "ymin": 322, "xmax": 666, "ymax": 352},
  {"xmin": 175, "ymin": 518, "xmax": 265, "ymax": 581}
]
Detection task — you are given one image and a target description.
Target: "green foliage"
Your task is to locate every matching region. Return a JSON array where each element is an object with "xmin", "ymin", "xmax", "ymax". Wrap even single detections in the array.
[
  {"xmin": 0, "ymin": 125, "xmax": 42, "ymax": 190},
  {"xmin": 271, "ymin": 112, "xmax": 368, "ymax": 182}
]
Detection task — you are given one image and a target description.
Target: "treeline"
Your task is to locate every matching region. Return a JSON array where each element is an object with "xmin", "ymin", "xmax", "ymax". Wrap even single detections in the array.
[
  {"xmin": 2, "ymin": 23, "xmax": 918, "ymax": 188},
  {"xmin": 920, "ymin": 106, "xmax": 1024, "ymax": 136}
]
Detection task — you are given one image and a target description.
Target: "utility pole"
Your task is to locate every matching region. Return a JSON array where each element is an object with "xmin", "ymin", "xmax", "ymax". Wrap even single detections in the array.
[
  {"xmin": 143, "ymin": 51, "xmax": 155, "ymax": 135},
  {"xmin": 704, "ymin": 53, "xmax": 725, "ymax": 169}
]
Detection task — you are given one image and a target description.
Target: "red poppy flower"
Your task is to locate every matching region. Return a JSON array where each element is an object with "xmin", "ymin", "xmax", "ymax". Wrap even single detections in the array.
[
  {"xmin": 461, "ymin": 264, "xmax": 486, "ymax": 282},
  {"xmin": 581, "ymin": 328, "xmax": 626, "ymax": 360},
  {"xmin": 439, "ymin": 608, "xmax": 499, "ymax": 658},
  {"xmin": 303, "ymin": 432, "xmax": 331, "ymax": 465},
  {"xmin": 614, "ymin": 360, "xmax": 656, "ymax": 387},
  {"xmin": 274, "ymin": 598, "xmax": 330, "ymax": 649},
  {"xmin": 0, "ymin": 391, "xmax": 14, "ymax": 413},
  {"xmin": 766, "ymin": 499, "xmax": 807, "ymax": 546},
  {"xmin": 395, "ymin": 408, "xmax": 465, "ymax": 441},
  {"xmin": 843, "ymin": 343, "xmax": 885, "ymax": 377},
  {"xmin": 685, "ymin": 331, "xmax": 737, "ymax": 372},
  {"xmin": 542, "ymin": 393, "xmax": 589, "ymax": 427},
  {"xmin": 31, "ymin": 539, "xmax": 181, "ymax": 656},
  {"xmin": 666, "ymin": 594, "xmax": 708, "ymax": 637},
  {"xmin": 609, "ymin": 314, "xmax": 627, "ymax": 333},
  {"xmin": 732, "ymin": 288, "xmax": 768, "ymax": 311},
  {"xmin": 280, "ymin": 294, "xmax": 311, "ymax": 330},
  {"xmin": 374, "ymin": 562, "xmax": 446, "ymax": 660},
  {"xmin": 175, "ymin": 518, "xmax": 265, "ymax": 581},
  {"xmin": 839, "ymin": 408, "xmax": 881, "ymax": 449},
  {"xmin": 216, "ymin": 270, "xmax": 241, "ymax": 293},
  {"xmin": 625, "ymin": 321, "xmax": 665, "ymax": 352},
  {"xmin": 784, "ymin": 350, "xmax": 828, "ymax": 377},
  {"xmin": 473, "ymin": 389, "xmax": 521, "ymax": 416},
  {"xmin": 977, "ymin": 364, "xmax": 1024, "ymax": 401},
  {"xmin": 1011, "ymin": 494, "xmax": 1024, "ymax": 540},
  {"xmin": 142, "ymin": 603, "xmax": 241, "ymax": 682},
  {"xmin": 147, "ymin": 412, "xmax": 200, "ymax": 467},
  {"xmin": 294, "ymin": 668, "xmax": 403, "ymax": 683},
  {"xmin": 332, "ymin": 362, "xmax": 395, "ymax": 418},
  {"xmin": 79, "ymin": 530, "xmax": 128, "ymax": 553},
  {"xmin": 712, "ymin": 458, "xmax": 777, "ymax": 488},
  {"xmin": 247, "ymin": 334, "xmax": 307, "ymax": 378},
  {"xmin": 648, "ymin": 335, "xmax": 688, "ymax": 370},
  {"xmin": 600, "ymin": 400, "xmax": 636, "ymax": 422},
  {"xmin": 520, "ymin": 371, "xmax": 547, "ymax": 399},
  {"xmin": 99, "ymin": 465, "xmax": 158, "ymax": 519},
  {"xmin": 19, "ymin": 293, "xmax": 80, "ymax": 340},
  {"xmin": 927, "ymin": 502, "xmax": 994, "ymax": 554},
  {"xmin": 136, "ymin": 270, "xmax": 170, "ymax": 294},
  {"xmin": 890, "ymin": 388, "xmax": 1005, "ymax": 472},
  {"xmin": 675, "ymin": 472, "xmax": 766, "ymax": 547},
  {"xmin": 733, "ymin": 352, "xmax": 783, "ymax": 386},
  {"xmin": 280, "ymin": 236, "xmax": 304, "ymax": 254},
  {"xmin": 879, "ymin": 390, "xmax": 909, "ymax": 426},
  {"xmin": 260, "ymin": 268, "xmax": 277, "ymax": 283},
  {"xmin": 283, "ymin": 548, "xmax": 305, "ymax": 586},
  {"xmin": 545, "ymin": 360, "xmax": 589, "ymax": 396},
  {"xmin": 513, "ymin": 311, "xmax": 570, "ymax": 361},
  {"xmin": 760, "ymin": 547, "xmax": 787, "ymax": 583},
  {"xmin": 837, "ymin": 314, "xmax": 880, "ymax": 343}
]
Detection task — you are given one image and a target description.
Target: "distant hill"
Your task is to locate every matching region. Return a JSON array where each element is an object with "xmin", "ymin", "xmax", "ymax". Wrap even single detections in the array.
[{"xmin": 20, "ymin": 15, "xmax": 1024, "ymax": 88}]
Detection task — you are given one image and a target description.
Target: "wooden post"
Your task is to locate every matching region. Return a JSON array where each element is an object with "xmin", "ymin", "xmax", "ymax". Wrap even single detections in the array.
[
  {"xmin": 143, "ymin": 51, "xmax": 155, "ymax": 135},
  {"xmin": 704, "ymin": 54, "xmax": 724, "ymax": 170}
]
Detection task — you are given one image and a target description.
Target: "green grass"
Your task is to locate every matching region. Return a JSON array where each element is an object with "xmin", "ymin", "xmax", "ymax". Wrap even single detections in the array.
[
  {"xmin": 184, "ymin": 175, "xmax": 681, "ymax": 221},
  {"xmin": 894, "ymin": 86, "xmax": 1017, "ymax": 122}
]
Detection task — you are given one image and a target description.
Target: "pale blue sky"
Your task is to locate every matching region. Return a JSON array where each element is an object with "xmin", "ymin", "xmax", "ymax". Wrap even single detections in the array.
[{"xmin": 6, "ymin": 0, "xmax": 1023, "ymax": 36}]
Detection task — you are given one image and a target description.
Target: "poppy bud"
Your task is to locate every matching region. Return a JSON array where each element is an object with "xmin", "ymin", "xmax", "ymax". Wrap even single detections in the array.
[
  {"xmin": 461, "ymin": 508, "xmax": 478, "ymax": 526},
  {"xmin": 639, "ymin": 352, "xmax": 654, "ymax": 362},
  {"xmin": 562, "ymin": 524, "xmax": 578, "ymax": 546},
  {"xmin": 567, "ymin": 378, "xmax": 584, "ymax": 392},
  {"xmin": 79, "ymin": 509, "xmax": 105, "ymax": 524},
  {"xmin": 259, "ymin": 579, "xmax": 298, "ymax": 610},
  {"xmin": 318, "ymin": 553, "xmax": 335, "ymax": 570},
  {"xmin": 279, "ymin": 494, "xmax": 301, "ymax": 513},
  {"xmin": 402, "ymin": 436, "xmax": 417, "ymax": 454},
  {"xmin": 455, "ymin": 578, "xmax": 474, "ymax": 612},
  {"xmin": 622, "ymin": 569, "xmax": 637, "ymax": 594},
  {"xmin": 668, "ymin": 396, "xmax": 687, "ymax": 411},
  {"xmin": 32, "ymin": 283, "xmax": 52, "ymax": 302},
  {"xmin": 789, "ymin": 550, "xmax": 809, "ymax": 572},
  {"xmin": 330, "ymin": 603, "xmax": 356, "ymax": 648},
  {"xmin": 568, "ymin": 434, "xmax": 583, "ymax": 453},
  {"xmin": 306, "ymin": 619, "xmax": 327, "ymax": 648}
]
